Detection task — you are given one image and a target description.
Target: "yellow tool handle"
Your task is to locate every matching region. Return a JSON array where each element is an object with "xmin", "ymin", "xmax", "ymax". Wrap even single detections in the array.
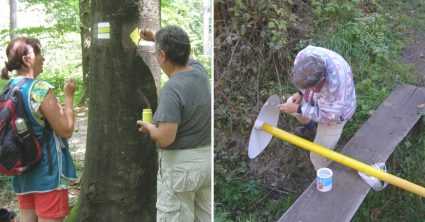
[{"xmin": 261, "ymin": 123, "xmax": 425, "ymax": 197}]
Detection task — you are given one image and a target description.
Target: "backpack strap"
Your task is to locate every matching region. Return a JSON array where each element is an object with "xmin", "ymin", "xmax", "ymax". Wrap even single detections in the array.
[
  {"xmin": 3, "ymin": 77, "xmax": 31, "ymax": 92},
  {"xmin": 15, "ymin": 78, "xmax": 30, "ymax": 88},
  {"xmin": 14, "ymin": 78, "xmax": 54, "ymax": 175},
  {"xmin": 42, "ymin": 121, "xmax": 54, "ymax": 175},
  {"xmin": 12, "ymin": 78, "xmax": 31, "ymax": 116}
]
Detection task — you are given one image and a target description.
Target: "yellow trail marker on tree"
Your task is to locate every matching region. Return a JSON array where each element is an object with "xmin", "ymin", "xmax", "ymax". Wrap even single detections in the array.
[
  {"xmin": 248, "ymin": 95, "xmax": 425, "ymax": 198},
  {"xmin": 130, "ymin": 28, "xmax": 141, "ymax": 46}
]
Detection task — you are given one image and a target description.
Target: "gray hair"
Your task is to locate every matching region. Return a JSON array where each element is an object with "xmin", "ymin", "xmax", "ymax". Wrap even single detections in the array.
[
  {"xmin": 292, "ymin": 55, "xmax": 326, "ymax": 89},
  {"xmin": 155, "ymin": 25, "xmax": 191, "ymax": 66}
]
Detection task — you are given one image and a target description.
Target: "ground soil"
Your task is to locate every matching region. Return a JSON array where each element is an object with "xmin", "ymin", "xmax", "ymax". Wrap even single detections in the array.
[{"xmin": 401, "ymin": 30, "xmax": 425, "ymax": 87}]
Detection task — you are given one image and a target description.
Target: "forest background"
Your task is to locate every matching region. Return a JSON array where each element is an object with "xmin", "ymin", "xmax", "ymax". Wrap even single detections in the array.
[{"xmin": 214, "ymin": 0, "xmax": 425, "ymax": 221}]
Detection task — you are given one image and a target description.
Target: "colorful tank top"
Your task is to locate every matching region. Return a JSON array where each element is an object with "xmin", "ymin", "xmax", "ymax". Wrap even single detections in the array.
[{"xmin": 10, "ymin": 77, "xmax": 76, "ymax": 194}]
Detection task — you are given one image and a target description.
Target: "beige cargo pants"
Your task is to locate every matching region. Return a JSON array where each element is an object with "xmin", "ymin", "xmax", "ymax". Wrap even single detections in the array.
[
  {"xmin": 287, "ymin": 96, "xmax": 346, "ymax": 170},
  {"xmin": 311, "ymin": 121, "xmax": 346, "ymax": 170},
  {"xmin": 156, "ymin": 146, "xmax": 211, "ymax": 222}
]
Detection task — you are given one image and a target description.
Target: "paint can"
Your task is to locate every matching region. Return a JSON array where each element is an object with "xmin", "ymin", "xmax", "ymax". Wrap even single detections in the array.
[
  {"xmin": 317, "ymin": 168, "xmax": 333, "ymax": 192},
  {"xmin": 142, "ymin": 109, "xmax": 152, "ymax": 122}
]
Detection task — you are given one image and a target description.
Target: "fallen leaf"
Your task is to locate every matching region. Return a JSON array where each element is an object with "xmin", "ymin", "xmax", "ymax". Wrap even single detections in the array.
[
  {"xmin": 371, "ymin": 207, "xmax": 382, "ymax": 221},
  {"xmin": 416, "ymin": 103, "xmax": 425, "ymax": 109},
  {"xmin": 394, "ymin": 159, "xmax": 401, "ymax": 169}
]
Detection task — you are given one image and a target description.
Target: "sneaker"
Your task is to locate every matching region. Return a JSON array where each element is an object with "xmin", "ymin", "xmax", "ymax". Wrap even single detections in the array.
[{"xmin": 294, "ymin": 125, "xmax": 316, "ymax": 141}]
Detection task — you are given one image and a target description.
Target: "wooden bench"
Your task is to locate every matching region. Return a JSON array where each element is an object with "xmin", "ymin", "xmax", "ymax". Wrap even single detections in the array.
[{"xmin": 278, "ymin": 84, "xmax": 425, "ymax": 222}]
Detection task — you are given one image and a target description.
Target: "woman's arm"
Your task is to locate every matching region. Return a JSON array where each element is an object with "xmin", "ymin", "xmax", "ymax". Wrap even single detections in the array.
[{"xmin": 39, "ymin": 79, "xmax": 75, "ymax": 138}]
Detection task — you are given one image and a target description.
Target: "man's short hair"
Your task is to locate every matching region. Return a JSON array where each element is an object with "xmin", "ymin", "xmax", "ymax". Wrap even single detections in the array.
[
  {"xmin": 155, "ymin": 25, "xmax": 191, "ymax": 66},
  {"xmin": 292, "ymin": 55, "xmax": 326, "ymax": 89}
]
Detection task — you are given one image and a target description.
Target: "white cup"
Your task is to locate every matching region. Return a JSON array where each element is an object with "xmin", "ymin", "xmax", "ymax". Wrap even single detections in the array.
[{"xmin": 317, "ymin": 168, "xmax": 333, "ymax": 192}]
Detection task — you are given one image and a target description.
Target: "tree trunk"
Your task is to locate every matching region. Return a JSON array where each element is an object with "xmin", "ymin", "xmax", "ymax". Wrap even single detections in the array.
[
  {"xmin": 203, "ymin": 0, "xmax": 212, "ymax": 57},
  {"xmin": 9, "ymin": 0, "xmax": 17, "ymax": 40},
  {"xmin": 76, "ymin": 0, "xmax": 159, "ymax": 221},
  {"xmin": 137, "ymin": 0, "xmax": 161, "ymax": 94},
  {"xmin": 79, "ymin": 0, "xmax": 91, "ymax": 104}
]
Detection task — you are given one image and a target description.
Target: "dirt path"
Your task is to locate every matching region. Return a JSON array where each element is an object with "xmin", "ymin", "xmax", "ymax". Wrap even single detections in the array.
[
  {"xmin": 69, "ymin": 107, "xmax": 88, "ymax": 160},
  {"xmin": 401, "ymin": 30, "xmax": 425, "ymax": 86}
]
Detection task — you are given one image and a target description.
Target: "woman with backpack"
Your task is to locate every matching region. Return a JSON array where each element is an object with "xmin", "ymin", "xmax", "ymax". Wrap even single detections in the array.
[
  {"xmin": 1, "ymin": 37, "xmax": 76, "ymax": 222},
  {"xmin": 138, "ymin": 25, "xmax": 212, "ymax": 221}
]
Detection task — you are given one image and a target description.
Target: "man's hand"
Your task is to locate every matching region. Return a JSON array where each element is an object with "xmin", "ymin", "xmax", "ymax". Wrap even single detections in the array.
[
  {"xmin": 292, "ymin": 91, "xmax": 303, "ymax": 104},
  {"xmin": 139, "ymin": 28, "xmax": 155, "ymax": 42},
  {"xmin": 137, "ymin": 120, "xmax": 151, "ymax": 134},
  {"xmin": 276, "ymin": 101, "xmax": 299, "ymax": 114}
]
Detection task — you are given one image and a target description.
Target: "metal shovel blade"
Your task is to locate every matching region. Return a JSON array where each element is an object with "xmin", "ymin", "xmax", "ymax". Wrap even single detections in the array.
[{"xmin": 248, "ymin": 95, "xmax": 280, "ymax": 159}]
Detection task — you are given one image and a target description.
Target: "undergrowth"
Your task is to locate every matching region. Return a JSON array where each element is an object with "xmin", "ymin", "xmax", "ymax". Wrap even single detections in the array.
[{"xmin": 0, "ymin": 71, "xmax": 84, "ymax": 104}]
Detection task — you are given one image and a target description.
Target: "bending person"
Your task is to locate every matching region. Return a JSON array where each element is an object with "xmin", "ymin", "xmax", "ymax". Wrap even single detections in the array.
[{"xmin": 277, "ymin": 45, "xmax": 356, "ymax": 170}]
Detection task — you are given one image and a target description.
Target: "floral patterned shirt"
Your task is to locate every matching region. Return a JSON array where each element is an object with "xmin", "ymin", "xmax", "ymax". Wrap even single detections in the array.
[
  {"xmin": 29, "ymin": 80, "xmax": 54, "ymax": 125},
  {"xmin": 297, "ymin": 45, "xmax": 357, "ymax": 124}
]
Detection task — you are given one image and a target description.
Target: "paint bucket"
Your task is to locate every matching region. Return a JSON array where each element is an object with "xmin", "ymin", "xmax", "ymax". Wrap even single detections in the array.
[{"xmin": 317, "ymin": 168, "xmax": 333, "ymax": 192}]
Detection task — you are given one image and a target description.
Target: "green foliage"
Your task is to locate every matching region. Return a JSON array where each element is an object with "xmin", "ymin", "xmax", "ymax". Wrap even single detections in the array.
[
  {"xmin": 162, "ymin": 0, "xmax": 203, "ymax": 55},
  {"xmin": 65, "ymin": 199, "xmax": 79, "ymax": 222},
  {"xmin": 215, "ymin": 174, "xmax": 262, "ymax": 211},
  {"xmin": 214, "ymin": 1, "xmax": 313, "ymax": 220},
  {"xmin": 215, "ymin": 0, "xmax": 300, "ymax": 143},
  {"xmin": 161, "ymin": 0, "xmax": 211, "ymax": 76},
  {"xmin": 0, "ymin": 70, "xmax": 84, "ymax": 104},
  {"xmin": 0, "ymin": 175, "xmax": 13, "ymax": 198},
  {"xmin": 215, "ymin": 172, "xmax": 294, "ymax": 221},
  {"xmin": 38, "ymin": 69, "xmax": 84, "ymax": 103},
  {"xmin": 319, "ymin": 11, "xmax": 405, "ymax": 65},
  {"xmin": 21, "ymin": 0, "xmax": 80, "ymax": 34}
]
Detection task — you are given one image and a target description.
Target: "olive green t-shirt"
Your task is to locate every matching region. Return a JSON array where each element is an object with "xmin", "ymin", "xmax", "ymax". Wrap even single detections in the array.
[{"xmin": 153, "ymin": 60, "xmax": 211, "ymax": 149}]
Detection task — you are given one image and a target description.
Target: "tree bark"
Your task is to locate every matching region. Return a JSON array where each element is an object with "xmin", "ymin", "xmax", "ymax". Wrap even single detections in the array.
[
  {"xmin": 137, "ymin": 0, "xmax": 161, "ymax": 94},
  {"xmin": 203, "ymin": 0, "xmax": 212, "ymax": 57},
  {"xmin": 79, "ymin": 0, "xmax": 91, "ymax": 104},
  {"xmin": 76, "ymin": 0, "xmax": 159, "ymax": 221},
  {"xmin": 9, "ymin": 0, "xmax": 17, "ymax": 40}
]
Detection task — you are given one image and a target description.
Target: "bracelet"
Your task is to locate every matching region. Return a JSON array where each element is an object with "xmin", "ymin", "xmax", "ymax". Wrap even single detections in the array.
[{"xmin": 298, "ymin": 90, "xmax": 303, "ymax": 96}]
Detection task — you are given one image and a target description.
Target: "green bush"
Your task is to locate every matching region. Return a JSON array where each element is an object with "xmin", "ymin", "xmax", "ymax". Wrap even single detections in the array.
[
  {"xmin": 38, "ymin": 71, "xmax": 84, "ymax": 104},
  {"xmin": 65, "ymin": 199, "xmax": 79, "ymax": 222}
]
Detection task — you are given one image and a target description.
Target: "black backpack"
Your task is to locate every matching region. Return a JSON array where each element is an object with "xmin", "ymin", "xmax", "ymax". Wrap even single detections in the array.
[{"xmin": 0, "ymin": 78, "xmax": 52, "ymax": 175}]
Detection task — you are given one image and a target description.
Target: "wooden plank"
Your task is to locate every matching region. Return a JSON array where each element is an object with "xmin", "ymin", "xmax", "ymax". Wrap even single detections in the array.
[{"xmin": 278, "ymin": 84, "xmax": 425, "ymax": 222}]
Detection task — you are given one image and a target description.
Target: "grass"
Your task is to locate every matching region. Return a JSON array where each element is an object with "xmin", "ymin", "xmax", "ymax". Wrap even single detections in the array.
[
  {"xmin": 0, "ymin": 175, "xmax": 14, "ymax": 208},
  {"xmin": 350, "ymin": 1, "xmax": 425, "ymax": 219}
]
